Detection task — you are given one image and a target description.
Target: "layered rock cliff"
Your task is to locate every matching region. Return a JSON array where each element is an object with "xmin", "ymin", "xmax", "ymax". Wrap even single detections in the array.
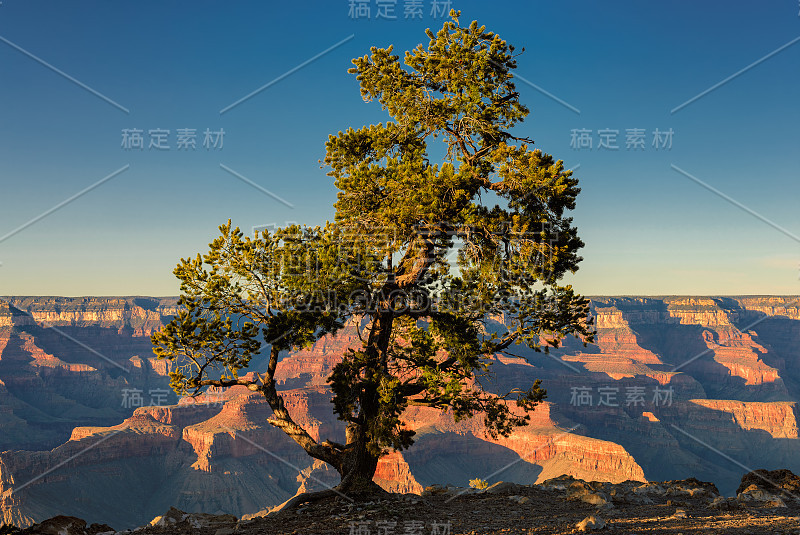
[
  {"xmin": 1, "ymin": 296, "xmax": 800, "ymax": 529},
  {"xmin": 0, "ymin": 387, "xmax": 638, "ymax": 529},
  {"xmin": 0, "ymin": 298, "xmax": 178, "ymax": 451}
]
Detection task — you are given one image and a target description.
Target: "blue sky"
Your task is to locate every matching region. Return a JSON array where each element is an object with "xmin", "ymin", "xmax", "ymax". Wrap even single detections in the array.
[{"xmin": 0, "ymin": 0, "xmax": 798, "ymax": 296}]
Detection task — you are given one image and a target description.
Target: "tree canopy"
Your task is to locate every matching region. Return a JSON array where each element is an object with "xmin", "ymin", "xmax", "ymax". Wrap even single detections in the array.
[{"xmin": 152, "ymin": 11, "xmax": 594, "ymax": 496}]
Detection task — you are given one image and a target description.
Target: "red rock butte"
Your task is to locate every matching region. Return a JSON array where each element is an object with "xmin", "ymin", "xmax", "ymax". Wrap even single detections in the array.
[{"xmin": 1, "ymin": 295, "xmax": 799, "ymax": 529}]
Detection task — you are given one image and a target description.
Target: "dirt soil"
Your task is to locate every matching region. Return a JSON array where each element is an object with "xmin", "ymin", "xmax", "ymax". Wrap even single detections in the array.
[{"xmin": 136, "ymin": 486, "xmax": 800, "ymax": 535}]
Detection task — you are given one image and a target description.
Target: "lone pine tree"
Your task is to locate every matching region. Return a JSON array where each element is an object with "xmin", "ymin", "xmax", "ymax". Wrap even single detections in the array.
[{"xmin": 152, "ymin": 11, "xmax": 594, "ymax": 500}]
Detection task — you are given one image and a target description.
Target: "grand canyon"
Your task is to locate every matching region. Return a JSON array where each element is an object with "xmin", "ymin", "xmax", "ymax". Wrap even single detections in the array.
[{"xmin": 1, "ymin": 295, "xmax": 799, "ymax": 529}]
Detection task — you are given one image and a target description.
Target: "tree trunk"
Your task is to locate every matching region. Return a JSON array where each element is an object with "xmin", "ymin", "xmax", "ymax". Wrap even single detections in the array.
[
  {"xmin": 328, "ymin": 288, "xmax": 396, "ymax": 496},
  {"xmin": 335, "ymin": 422, "xmax": 384, "ymax": 495}
]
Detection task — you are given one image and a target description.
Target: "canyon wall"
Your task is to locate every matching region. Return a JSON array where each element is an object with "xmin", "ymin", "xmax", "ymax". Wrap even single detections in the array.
[
  {"xmin": 0, "ymin": 298, "xmax": 179, "ymax": 451},
  {"xmin": 1, "ymin": 296, "xmax": 799, "ymax": 528}
]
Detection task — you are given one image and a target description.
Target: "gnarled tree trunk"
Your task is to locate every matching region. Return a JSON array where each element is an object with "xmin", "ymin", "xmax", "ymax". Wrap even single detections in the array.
[{"xmin": 336, "ymin": 422, "xmax": 383, "ymax": 494}]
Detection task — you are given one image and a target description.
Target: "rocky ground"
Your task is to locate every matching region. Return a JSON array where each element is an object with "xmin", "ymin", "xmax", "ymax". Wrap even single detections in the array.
[{"xmin": 11, "ymin": 470, "xmax": 800, "ymax": 535}]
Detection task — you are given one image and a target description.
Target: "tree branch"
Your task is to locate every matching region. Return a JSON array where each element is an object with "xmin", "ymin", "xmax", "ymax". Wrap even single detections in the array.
[{"xmin": 259, "ymin": 345, "xmax": 342, "ymax": 468}]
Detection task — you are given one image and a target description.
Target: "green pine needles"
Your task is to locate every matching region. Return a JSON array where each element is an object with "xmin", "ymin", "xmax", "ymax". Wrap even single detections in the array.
[{"xmin": 152, "ymin": 10, "xmax": 594, "ymax": 495}]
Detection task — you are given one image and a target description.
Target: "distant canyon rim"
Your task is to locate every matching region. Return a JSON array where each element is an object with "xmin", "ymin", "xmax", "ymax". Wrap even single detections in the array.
[{"xmin": 0, "ymin": 295, "xmax": 799, "ymax": 528}]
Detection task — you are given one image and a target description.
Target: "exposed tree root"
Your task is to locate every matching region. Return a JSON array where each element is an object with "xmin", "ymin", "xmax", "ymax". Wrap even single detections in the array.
[
  {"xmin": 269, "ymin": 489, "xmax": 340, "ymax": 516},
  {"xmin": 269, "ymin": 483, "xmax": 392, "ymax": 516}
]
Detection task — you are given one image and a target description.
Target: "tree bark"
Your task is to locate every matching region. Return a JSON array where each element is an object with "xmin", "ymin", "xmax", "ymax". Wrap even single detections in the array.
[
  {"xmin": 259, "ymin": 346, "xmax": 342, "ymax": 468},
  {"xmin": 336, "ymin": 422, "xmax": 385, "ymax": 495}
]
